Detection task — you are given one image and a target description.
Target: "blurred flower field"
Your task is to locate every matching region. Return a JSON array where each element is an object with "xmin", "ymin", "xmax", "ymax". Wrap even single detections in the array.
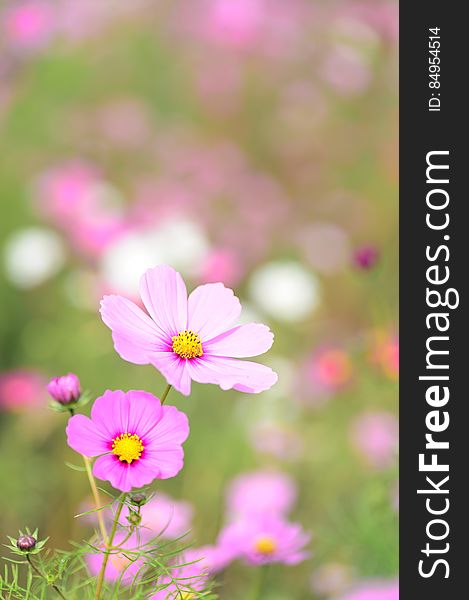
[{"xmin": 0, "ymin": 1, "xmax": 398, "ymax": 598}]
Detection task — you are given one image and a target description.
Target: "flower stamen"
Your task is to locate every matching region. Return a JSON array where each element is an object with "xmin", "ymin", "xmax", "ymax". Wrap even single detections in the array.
[
  {"xmin": 112, "ymin": 433, "xmax": 144, "ymax": 463},
  {"xmin": 172, "ymin": 330, "xmax": 203, "ymax": 359},
  {"xmin": 254, "ymin": 536, "xmax": 277, "ymax": 556}
]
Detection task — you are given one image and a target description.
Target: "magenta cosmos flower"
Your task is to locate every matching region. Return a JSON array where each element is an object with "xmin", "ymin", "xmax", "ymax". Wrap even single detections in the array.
[
  {"xmin": 100, "ymin": 264, "xmax": 277, "ymax": 396},
  {"xmin": 150, "ymin": 549, "xmax": 210, "ymax": 600},
  {"xmin": 87, "ymin": 532, "xmax": 143, "ymax": 585},
  {"xmin": 218, "ymin": 514, "xmax": 310, "ymax": 566},
  {"xmin": 66, "ymin": 390, "xmax": 189, "ymax": 492}
]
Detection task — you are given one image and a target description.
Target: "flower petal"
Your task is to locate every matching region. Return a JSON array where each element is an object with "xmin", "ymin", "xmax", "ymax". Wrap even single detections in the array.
[
  {"xmin": 144, "ymin": 405, "xmax": 190, "ymax": 478},
  {"xmin": 150, "ymin": 352, "xmax": 192, "ymax": 396},
  {"xmin": 66, "ymin": 414, "xmax": 109, "ymax": 457},
  {"xmin": 188, "ymin": 283, "xmax": 241, "ymax": 341},
  {"xmin": 91, "ymin": 390, "xmax": 129, "ymax": 439},
  {"xmin": 139, "ymin": 265, "xmax": 188, "ymax": 337},
  {"xmin": 125, "ymin": 390, "xmax": 164, "ymax": 438},
  {"xmin": 186, "ymin": 356, "xmax": 278, "ymax": 393},
  {"xmin": 203, "ymin": 323, "xmax": 274, "ymax": 358},
  {"xmin": 100, "ymin": 295, "xmax": 167, "ymax": 365},
  {"xmin": 93, "ymin": 454, "xmax": 135, "ymax": 492}
]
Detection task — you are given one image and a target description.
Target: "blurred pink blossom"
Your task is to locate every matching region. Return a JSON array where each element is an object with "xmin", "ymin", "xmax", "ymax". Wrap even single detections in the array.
[
  {"xmin": 3, "ymin": 1, "xmax": 56, "ymax": 50},
  {"xmin": 0, "ymin": 369, "xmax": 46, "ymax": 412},
  {"xmin": 310, "ymin": 562, "xmax": 355, "ymax": 597},
  {"xmin": 197, "ymin": 248, "xmax": 243, "ymax": 287},
  {"xmin": 150, "ymin": 549, "xmax": 210, "ymax": 599},
  {"xmin": 321, "ymin": 44, "xmax": 372, "ymax": 97},
  {"xmin": 350, "ymin": 411, "xmax": 398, "ymax": 469},
  {"xmin": 338, "ymin": 579, "xmax": 399, "ymax": 600},
  {"xmin": 218, "ymin": 514, "xmax": 310, "ymax": 565},
  {"xmin": 125, "ymin": 493, "xmax": 193, "ymax": 540},
  {"xmin": 86, "ymin": 532, "xmax": 144, "ymax": 584},
  {"xmin": 248, "ymin": 421, "xmax": 304, "ymax": 461},
  {"xmin": 226, "ymin": 470, "xmax": 297, "ymax": 519}
]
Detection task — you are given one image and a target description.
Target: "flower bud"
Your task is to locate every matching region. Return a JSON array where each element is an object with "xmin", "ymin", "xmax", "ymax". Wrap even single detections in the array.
[
  {"xmin": 47, "ymin": 373, "xmax": 81, "ymax": 405},
  {"xmin": 353, "ymin": 245, "xmax": 379, "ymax": 270},
  {"xmin": 127, "ymin": 509, "xmax": 142, "ymax": 527},
  {"xmin": 129, "ymin": 493, "xmax": 147, "ymax": 507},
  {"xmin": 16, "ymin": 535, "xmax": 37, "ymax": 552}
]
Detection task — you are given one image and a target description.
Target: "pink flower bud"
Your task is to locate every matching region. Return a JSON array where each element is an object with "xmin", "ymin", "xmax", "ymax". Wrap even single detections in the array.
[{"xmin": 47, "ymin": 373, "xmax": 81, "ymax": 404}]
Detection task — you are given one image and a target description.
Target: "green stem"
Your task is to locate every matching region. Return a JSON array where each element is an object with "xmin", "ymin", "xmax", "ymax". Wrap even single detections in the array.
[
  {"xmin": 160, "ymin": 384, "xmax": 172, "ymax": 405},
  {"xmin": 83, "ymin": 456, "xmax": 108, "ymax": 543},
  {"xmin": 26, "ymin": 555, "xmax": 67, "ymax": 600},
  {"xmin": 250, "ymin": 565, "xmax": 269, "ymax": 600},
  {"xmin": 95, "ymin": 494, "xmax": 127, "ymax": 600}
]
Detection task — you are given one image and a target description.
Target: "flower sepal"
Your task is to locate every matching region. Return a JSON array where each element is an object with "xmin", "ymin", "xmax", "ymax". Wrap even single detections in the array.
[
  {"xmin": 6, "ymin": 528, "xmax": 49, "ymax": 556},
  {"xmin": 49, "ymin": 390, "xmax": 92, "ymax": 414}
]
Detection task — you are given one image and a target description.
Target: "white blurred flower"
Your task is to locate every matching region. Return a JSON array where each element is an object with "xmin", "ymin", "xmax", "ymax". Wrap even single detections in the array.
[
  {"xmin": 3, "ymin": 227, "xmax": 65, "ymax": 288},
  {"xmin": 248, "ymin": 260, "xmax": 320, "ymax": 322},
  {"xmin": 100, "ymin": 218, "xmax": 210, "ymax": 295}
]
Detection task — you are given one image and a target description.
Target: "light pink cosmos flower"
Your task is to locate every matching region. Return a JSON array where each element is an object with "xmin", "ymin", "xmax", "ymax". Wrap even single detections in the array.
[
  {"xmin": 3, "ymin": 1, "xmax": 56, "ymax": 51},
  {"xmin": 150, "ymin": 549, "xmax": 210, "ymax": 599},
  {"xmin": 86, "ymin": 532, "xmax": 143, "ymax": 585},
  {"xmin": 226, "ymin": 470, "xmax": 297, "ymax": 520},
  {"xmin": 100, "ymin": 264, "xmax": 277, "ymax": 396},
  {"xmin": 350, "ymin": 411, "xmax": 398, "ymax": 470},
  {"xmin": 338, "ymin": 579, "xmax": 399, "ymax": 600},
  {"xmin": 121, "ymin": 493, "xmax": 193, "ymax": 540},
  {"xmin": 218, "ymin": 514, "xmax": 310, "ymax": 566},
  {"xmin": 66, "ymin": 390, "xmax": 189, "ymax": 492}
]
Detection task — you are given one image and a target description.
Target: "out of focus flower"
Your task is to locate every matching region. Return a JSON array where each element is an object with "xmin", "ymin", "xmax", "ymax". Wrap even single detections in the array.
[
  {"xmin": 0, "ymin": 369, "xmax": 46, "ymax": 412},
  {"xmin": 226, "ymin": 470, "xmax": 297, "ymax": 519},
  {"xmin": 353, "ymin": 245, "xmax": 379, "ymax": 270},
  {"xmin": 320, "ymin": 44, "xmax": 372, "ymax": 97},
  {"xmin": 100, "ymin": 264, "xmax": 277, "ymax": 395},
  {"xmin": 66, "ymin": 390, "xmax": 189, "ymax": 491},
  {"xmin": 151, "ymin": 549, "xmax": 211, "ymax": 599},
  {"xmin": 338, "ymin": 579, "xmax": 399, "ymax": 600},
  {"xmin": 3, "ymin": 1, "xmax": 56, "ymax": 51},
  {"xmin": 305, "ymin": 348, "xmax": 353, "ymax": 396},
  {"xmin": 248, "ymin": 421, "xmax": 304, "ymax": 461},
  {"xmin": 298, "ymin": 223, "xmax": 350, "ymax": 275},
  {"xmin": 3, "ymin": 227, "xmax": 65, "ymax": 289},
  {"xmin": 122, "ymin": 493, "xmax": 193, "ymax": 540},
  {"xmin": 249, "ymin": 260, "xmax": 320, "ymax": 322},
  {"xmin": 310, "ymin": 562, "xmax": 355, "ymax": 597},
  {"xmin": 197, "ymin": 248, "xmax": 243, "ymax": 287},
  {"xmin": 350, "ymin": 411, "xmax": 398, "ymax": 470},
  {"xmin": 218, "ymin": 514, "xmax": 310, "ymax": 565},
  {"xmin": 86, "ymin": 532, "xmax": 144, "ymax": 584},
  {"xmin": 369, "ymin": 330, "xmax": 399, "ymax": 380},
  {"xmin": 100, "ymin": 220, "xmax": 210, "ymax": 296},
  {"xmin": 47, "ymin": 373, "xmax": 81, "ymax": 405}
]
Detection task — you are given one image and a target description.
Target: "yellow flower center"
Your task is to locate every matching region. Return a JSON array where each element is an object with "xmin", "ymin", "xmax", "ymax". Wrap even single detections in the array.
[
  {"xmin": 254, "ymin": 536, "xmax": 277, "ymax": 556},
  {"xmin": 172, "ymin": 330, "xmax": 203, "ymax": 359},
  {"xmin": 112, "ymin": 433, "xmax": 144, "ymax": 463}
]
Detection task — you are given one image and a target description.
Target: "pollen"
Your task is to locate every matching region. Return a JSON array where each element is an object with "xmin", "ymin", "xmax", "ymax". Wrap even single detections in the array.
[
  {"xmin": 254, "ymin": 536, "xmax": 277, "ymax": 556},
  {"xmin": 172, "ymin": 330, "xmax": 203, "ymax": 359},
  {"xmin": 112, "ymin": 433, "xmax": 144, "ymax": 463}
]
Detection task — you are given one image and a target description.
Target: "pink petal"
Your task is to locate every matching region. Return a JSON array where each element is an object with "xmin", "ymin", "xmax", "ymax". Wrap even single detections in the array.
[
  {"xmin": 125, "ymin": 390, "xmax": 163, "ymax": 438},
  {"xmin": 91, "ymin": 390, "xmax": 129, "ymax": 439},
  {"xmin": 100, "ymin": 295, "xmax": 167, "ymax": 365},
  {"xmin": 139, "ymin": 265, "xmax": 188, "ymax": 337},
  {"xmin": 188, "ymin": 282, "xmax": 241, "ymax": 341},
  {"xmin": 186, "ymin": 356, "xmax": 278, "ymax": 393},
  {"xmin": 141, "ymin": 448, "xmax": 185, "ymax": 480},
  {"xmin": 203, "ymin": 323, "xmax": 274, "ymax": 357},
  {"xmin": 66, "ymin": 414, "xmax": 109, "ymax": 457},
  {"xmin": 150, "ymin": 352, "xmax": 192, "ymax": 396},
  {"xmin": 93, "ymin": 454, "xmax": 135, "ymax": 492}
]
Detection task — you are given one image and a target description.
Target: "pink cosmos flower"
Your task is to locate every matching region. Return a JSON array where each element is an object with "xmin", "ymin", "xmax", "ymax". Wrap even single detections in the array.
[
  {"xmin": 226, "ymin": 470, "xmax": 297, "ymax": 519},
  {"xmin": 121, "ymin": 493, "xmax": 193, "ymax": 540},
  {"xmin": 86, "ymin": 532, "xmax": 143, "ymax": 585},
  {"xmin": 218, "ymin": 514, "xmax": 310, "ymax": 566},
  {"xmin": 100, "ymin": 264, "xmax": 277, "ymax": 396},
  {"xmin": 66, "ymin": 390, "xmax": 189, "ymax": 492},
  {"xmin": 3, "ymin": 1, "xmax": 55, "ymax": 50},
  {"xmin": 150, "ymin": 549, "xmax": 210, "ymax": 599},
  {"xmin": 338, "ymin": 579, "xmax": 399, "ymax": 600},
  {"xmin": 350, "ymin": 411, "xmax": 398, "ymax": 470}
]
